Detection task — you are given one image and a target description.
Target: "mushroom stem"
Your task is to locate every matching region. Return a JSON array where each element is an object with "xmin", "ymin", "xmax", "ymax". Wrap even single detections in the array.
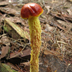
[{"xmin": 28, "ymin": 17, "xmax": 41, "ymax": 72}]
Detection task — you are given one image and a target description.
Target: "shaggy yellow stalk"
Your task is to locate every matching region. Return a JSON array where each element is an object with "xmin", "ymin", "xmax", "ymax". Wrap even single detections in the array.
[{"xmin": 29, "ymin": 17, "xmax": 41, "ymax": 72}]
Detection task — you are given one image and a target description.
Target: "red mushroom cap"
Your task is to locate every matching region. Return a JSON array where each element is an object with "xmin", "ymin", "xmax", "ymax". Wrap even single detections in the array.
[{"xmin": 21, "ymin": 3, "xmax": 43, "ymax": 19}]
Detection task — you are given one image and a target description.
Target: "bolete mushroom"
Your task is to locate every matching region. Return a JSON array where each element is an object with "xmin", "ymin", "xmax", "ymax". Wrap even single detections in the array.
[{"xmin": 21, "ymin": 3, "xmax": 43, "ymax": 72}]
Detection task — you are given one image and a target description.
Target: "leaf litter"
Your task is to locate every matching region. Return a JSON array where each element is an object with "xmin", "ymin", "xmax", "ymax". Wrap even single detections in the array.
[{"xmin": 0, "ymin": 0, "xmax": 72, "ymax": 72}]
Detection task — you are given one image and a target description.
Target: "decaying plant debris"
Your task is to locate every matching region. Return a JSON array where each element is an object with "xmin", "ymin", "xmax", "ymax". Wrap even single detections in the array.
[{"xmin": 0, "ymin": 0, "xmax": 72, "ymax": 72}]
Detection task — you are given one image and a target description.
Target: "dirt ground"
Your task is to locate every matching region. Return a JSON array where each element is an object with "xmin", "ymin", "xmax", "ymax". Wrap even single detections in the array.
[{"xmin": 0, "ymin": 0, "xmax": 72, "ymax": 72}]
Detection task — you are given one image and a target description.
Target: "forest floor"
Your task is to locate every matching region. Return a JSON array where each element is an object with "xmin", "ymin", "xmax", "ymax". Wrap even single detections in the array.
[{"xmin": 0, "ymin": 0, "xmax": 72, "ymax": 72}]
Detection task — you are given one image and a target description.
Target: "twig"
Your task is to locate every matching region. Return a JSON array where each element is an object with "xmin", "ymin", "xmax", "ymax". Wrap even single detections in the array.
[{"xmin": 65, "ymin": 63, "xmax": 71, "ymax": 72}]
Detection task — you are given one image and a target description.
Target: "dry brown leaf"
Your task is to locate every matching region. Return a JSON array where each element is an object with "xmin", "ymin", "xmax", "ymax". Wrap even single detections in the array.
[
  {"xmin": 0, "ymin": 7, "xmax": 19, "ymax": 16},
  {"xmin": 45, "ymin": 24, "xmax": 54, "ymax": 32},
  {"xmin": 1, "ymin": 35, "xmax": 10, "ymax": 46},
  {"xmin": 5, "ymin": 17, "xmax": 25, "ymax": 26},
  {"xmin": 10, "ymin": 48, "xmax": 31, "ymax": 59},
  {"xmin": 46, "ymin": 66, "xmax": 52, "ymax": 72},
  {"xmin": 0, "ymin": 46, "xmax": 10, "ymax": 59},
  {"xmin": 7, "ymin": 62, "xmax": 18, "ymax": 71},
  {"xmin": 45, "ymin": 6, "xmax": 51, "ymax": 14},
  {"xmin": 0, "ymin": 1, "xmax": 9, "ymax": 6},
  {"xmin": 20, "ymin": 61, "xmax": 30, "ymax": 66},
  {"xmin": 43, "ymin": 49, "xmax": 63, "ymax": 61}
]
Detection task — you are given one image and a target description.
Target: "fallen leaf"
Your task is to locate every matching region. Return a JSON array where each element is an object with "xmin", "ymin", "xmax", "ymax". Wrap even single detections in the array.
[
  {"xmin": 10, "ymin": 48, "xmax": 31, "ymax": 59},
  {"xmin": 0, "ymin": 1, "xmax": 9, "ymax": 7},
  {"xmin": 45, "ymin": 6, "xmax": 51, "ymax": 14},
  {"xmin": 0, "ymin": 63, "xmax": 18, "ymax": 72},
  {"xmin": 0, "ymin": 7, "xmax": 19, "ymax": 16},
  {"xmin": 5, "ymin": 17, "xmax": 25, "ymax": 26},
  {"xmin": 7, "ymin": 62, "xmax": 18, "ymax": 71},
  {"xmin": 43, "ymin": 49, "xmax": 63, "ymax": 61},
  {"xmin": 1, "ymin": 35, "xmax": 10, "ymax": 46},
  {"xmin": 69, "ymin": 0, "xmax": 72, "ymax": 2},
  {"xmin": 45, "ymin": 24, "xmax": 54, "ymax": 32},
  {"xmin": 67, "ymin": 9, "xmax": 72, "ymax": 15},
  {"xmin": 20, "ymin": 61, "xmax": 30, "ymax": 66},
  {"xmin": 0, "ymin": 46, "xmax": 10, "ymax": 59},
  {"xmin": 46, "ymin": 66, "xmax": 52, "ymax": 72},
  {"xmin": 4, "ymin": 19, "xmax": 29, "ymax": 40}
]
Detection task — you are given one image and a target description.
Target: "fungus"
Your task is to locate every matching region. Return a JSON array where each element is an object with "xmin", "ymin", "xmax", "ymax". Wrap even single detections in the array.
[{"xmin": 21, "ymin": 3, "xmax": 43, "ymax": 72}]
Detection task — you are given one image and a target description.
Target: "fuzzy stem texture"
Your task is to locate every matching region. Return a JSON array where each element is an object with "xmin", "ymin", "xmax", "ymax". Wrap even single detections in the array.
[{"xmin": 28, "ymin": 17, "xmax": 41, "ymax": 72}]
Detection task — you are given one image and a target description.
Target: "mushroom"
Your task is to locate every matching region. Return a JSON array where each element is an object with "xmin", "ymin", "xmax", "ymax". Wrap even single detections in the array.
[{"xmin": 21, "ymin": 3, "xmax": 43, "ymax": 72}]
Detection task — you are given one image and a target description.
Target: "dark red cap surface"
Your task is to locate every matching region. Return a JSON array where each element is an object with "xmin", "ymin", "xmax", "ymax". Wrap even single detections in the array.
[{"xmin": 21, "ymin": 3, "xmax": 43, "ymax": 19}]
